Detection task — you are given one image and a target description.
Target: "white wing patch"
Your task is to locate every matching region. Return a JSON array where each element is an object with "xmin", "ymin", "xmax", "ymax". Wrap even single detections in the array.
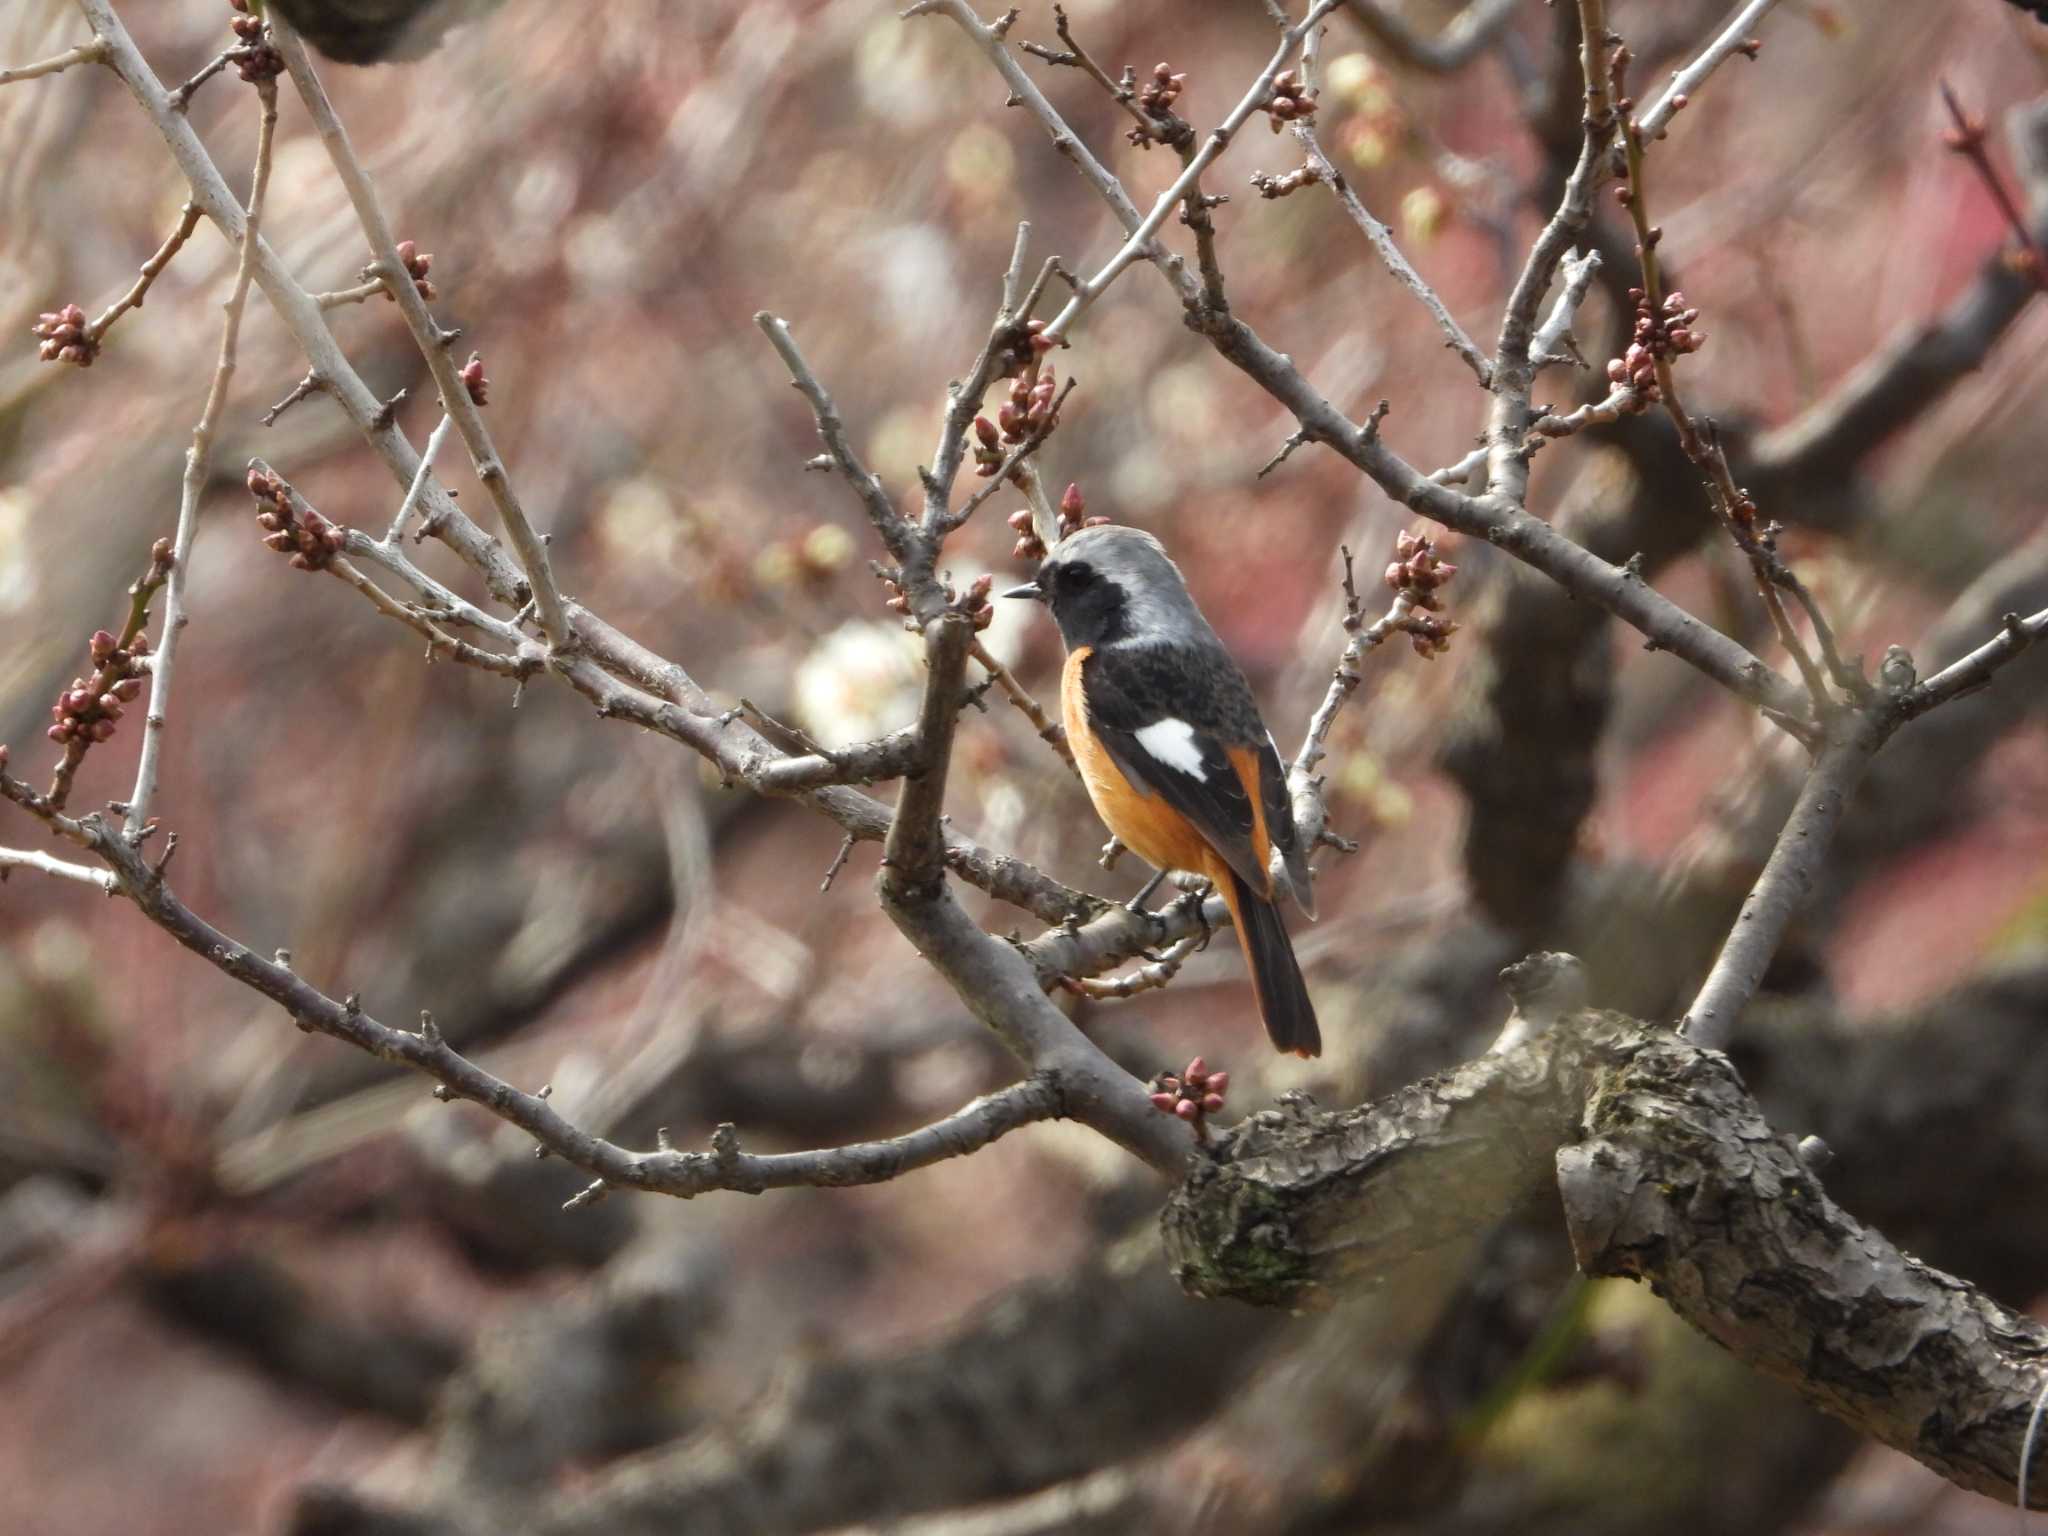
[{"xmin": 1133, "ymin": 717, "xmax": 1209, "ymax": 779}]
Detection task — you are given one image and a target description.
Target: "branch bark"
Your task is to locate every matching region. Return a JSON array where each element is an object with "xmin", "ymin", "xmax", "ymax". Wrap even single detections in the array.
[{"xmin": 1163, "ymin": 1009, "xmax": 2048, "ymax": 1504}]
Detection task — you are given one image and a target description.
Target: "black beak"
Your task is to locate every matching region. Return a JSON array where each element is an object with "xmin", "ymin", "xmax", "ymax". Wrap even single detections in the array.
[{"xmin": 1002, "ymin": 581, "xmax": 1044, "ymax": 601}]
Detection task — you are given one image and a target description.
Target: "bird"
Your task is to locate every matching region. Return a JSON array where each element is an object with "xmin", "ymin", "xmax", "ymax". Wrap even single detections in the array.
[
  {"xmin": 262, "ymin": 0, "xmax": 494, "ymax": 64},
  {"xmin": 1006, "ymin": 525, "xmax": 1320, "ymax": 1056}
]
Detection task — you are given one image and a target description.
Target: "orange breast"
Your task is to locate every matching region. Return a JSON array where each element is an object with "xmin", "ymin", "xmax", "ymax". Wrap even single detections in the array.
[{"xmin": 1062, "ymin": 646, "xmax": 1215, "ymax": 877}]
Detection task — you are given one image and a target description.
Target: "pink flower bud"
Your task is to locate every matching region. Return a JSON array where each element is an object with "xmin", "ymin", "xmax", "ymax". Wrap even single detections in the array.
[
  {"xmin": 1060, "ymin": 482, "xmax": 1085, "ymax": 519},
  {"xmin": 1202, "ymin": 1094, "xmax": 1224, "ymax": 1113},
  {"xmin": 1184, "ymin": 1056, "xmax": 1206, "ymax": 1082},
  {"xmin": 1206, "ymin": 1071, "xmax": 1229, "ymax": 1096},
  {"xmin": 90, "ymin": 630, "xmax": 117, "ymax": 660},
  {"xmin": 114, "ymin": 678, "xmax": 143, "ymax": 702},
  {"xmin": 1174, "ymin": 1100, "xmax": 1199, "ymax": 1121},
  {"xmin": 48, "ymin": 723, "xmax": 70, "ymax": 742},
  {"xmin": 90, "ymin": 719, "xmax": 116, "ymax": 742},
  {"xmin": 1151, "ymin": 1092, "xmax": 1178, "ymax": 1112}
]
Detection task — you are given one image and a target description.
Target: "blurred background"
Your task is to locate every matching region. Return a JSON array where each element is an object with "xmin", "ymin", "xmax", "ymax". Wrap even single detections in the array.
[{"xmin": 2, "ymin": 0, "xmax": 2046, "ymax": 1531}]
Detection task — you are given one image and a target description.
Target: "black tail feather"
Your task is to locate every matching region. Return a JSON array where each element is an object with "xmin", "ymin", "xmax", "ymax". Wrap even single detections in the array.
[{"xmin": 1230, "ymin": 872, "xmax": 1321, "ymax": 1057}]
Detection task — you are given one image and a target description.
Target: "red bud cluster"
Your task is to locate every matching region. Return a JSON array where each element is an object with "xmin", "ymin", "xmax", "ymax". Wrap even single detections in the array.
[
  {"xmin": 32, "ymin": 304, "xmax": 96, "ymax": 368},
  {"xmin": 956, "ymin": 572, "xmax": 996, "ymax": 632},
  {"xmin": 229, "ymin": 7, "xmax": 283, "ymax": 80},
  {"xmin": 1385, "ymin": 529, "xmax": 1460, "ymax": 658},
  {"xmin": 1262, "ymin": 69, "xmax": 1317, "ymax": 131},
  {"xmin": 249, "ymin": 464, "xmax": 345, "ymax": 571},
  {"xmin": 49, "ymin": 628, "xmax": 149, "ymax": 749},
  {"xmin": 1006, "ymin": 508, "xmax": 1046, "ymax": 563},
  {"xmin": 997, "ymin": 363, "xmax": 1062, "ymax": 445},
  {"xmin": 1604, "ymin": 288, "xmax": 1703, "ymax": 404},
  {"xmin": 1056, "ymin": 480, "xmax": 1108, "ymax": 539},
  {"xmin": 1151, "ymin": 1056, "xmax": 1229, "ymax": 1123},
  {"xmin": 460, "ymin": 351, "xmax": 489, "ymax": 406},
  {"xmin": 1137, "ymin": 61, "xmax": 1186, "ymax": 115},
  {"xmin": 1007, "ymin": 481, "xmax": 1109, "ymax": 564},
  {"xmin": 390, "ymin": 240, "xmax": 437, "ymax": 302}
]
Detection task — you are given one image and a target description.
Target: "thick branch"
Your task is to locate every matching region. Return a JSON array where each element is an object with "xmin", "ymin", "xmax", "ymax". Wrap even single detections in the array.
[{"xmin": 1164, "ymin": 1010, "xmax": 2048, "ymax": 1504}]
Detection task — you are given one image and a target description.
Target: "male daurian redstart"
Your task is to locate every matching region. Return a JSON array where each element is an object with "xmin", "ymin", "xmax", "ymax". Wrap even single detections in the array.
[{"xmin": 1006, "ymin": 526, "xmax": 1320, "ymax": 1057}]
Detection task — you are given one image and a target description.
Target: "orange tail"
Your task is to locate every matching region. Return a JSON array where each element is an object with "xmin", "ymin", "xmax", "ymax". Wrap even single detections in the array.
[{"xmin": 1219, "ymin": 867, "xmax": 1321, "ymax": 1058}]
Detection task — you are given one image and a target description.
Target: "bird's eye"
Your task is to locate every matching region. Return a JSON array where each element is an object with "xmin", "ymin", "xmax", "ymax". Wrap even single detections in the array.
[{"xmin": 1061, "ymin": 563, "xmax": 1096, "ymax": 590}]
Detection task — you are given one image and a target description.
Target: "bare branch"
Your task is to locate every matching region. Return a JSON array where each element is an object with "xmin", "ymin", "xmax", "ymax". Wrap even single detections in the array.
[
  {"xmin": 387, "ymin": 412, "xmax": 453, "ymax": 544},
  {"xmin": 1681, "ymin": 717, "xmax": 1881, "ymax": 1048},
  {"xmin": 972, "ymin": 637, "xmax": 1074, "ymax": 769},
  {"xmin": 0, "ymin": 847, "xmax": 117, "ymax": 892},
  {"xmin": 1033, "ymin": 0, "xmax": 1345, "ymax": 343},
  {"xmin": 123, "ymin": 76, "xmax": 277, "ymax": 841},
  {"xmin": 1285, "ymin": 18, "xmax": 1491, "ymax": 384},
  {"xmin": 755, "ymin": 312, "xmax": 912, "ymax": 564},
  {"xmin": 0, "ymin": 37, "xmax": 104, "ymax": 85},
  {"xmin": 1897, "ymin": 605, "xmax": 2048, "ymax": 722},
  {"xmin": 1635, "ymin": 0, "xmax": 1780, "ymax": 142},
  {"xmin": 269, "ymin": 17, "xmax": 571, "ymax": 645},
  {"xmin": 81, "ymin": 201, "xmax": 202, "ymax": 357},
  {"xmin": 563, "ymin": 1078, "xmax": 1062, "ymax": 1207},
  {"xmin": 1167, "ymin": 1010, "xmax": 2048, "ymax": 1504}
]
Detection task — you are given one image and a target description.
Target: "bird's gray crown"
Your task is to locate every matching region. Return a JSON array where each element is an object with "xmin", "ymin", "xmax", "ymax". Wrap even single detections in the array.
[{"xmin": 1037, "ymin": 525, "xmax": 1213, "ymax": 650}]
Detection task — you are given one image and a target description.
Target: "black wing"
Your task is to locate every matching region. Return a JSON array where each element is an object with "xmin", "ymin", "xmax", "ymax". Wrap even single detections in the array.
[{"xmin": 1081, "ymin": 642, "xmax": 1270, "ymax": 892}]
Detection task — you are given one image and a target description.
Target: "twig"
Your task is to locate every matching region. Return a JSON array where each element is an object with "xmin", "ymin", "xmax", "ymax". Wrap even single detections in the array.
[
  {"xmin": 1682, "ymin": 716, "xmax": 1882, "ymax": 1048},
  {"xmin": 972, "ymin": 637, "xmax": 1074, "ymax": 769},
  {"xmin": 1035, "ymin": 0, "xmax": 1345, "ymax": 344},
  {"xmin": 1020, "ymin": 5, "xmax": 1184, "ymax": 148},
  {"xmin": 1060, "ymin": 928, "xmax": 1205, "ymax": 1000},
  {"xmin": 81, "ymin": 201, "xmax": 202, "ymax": 355},
  {"xmin": 387, "ymin": 413, "xmax": 453, "ymax": 543},
  {"xmin": 1895, "ymin": 606, "xmax": 2048, "ymax": 722},
  {"xmin": 1481, "ymin": 0, "xmax": 1614, "ymax": 507},
  {"xmin": 1939, "ymin": 80, "xmax": 2048, "ymax": 288},
  {"xmin": 755, "ymin": 312, "xmax": 912, "ymax": 565},
  {"xmin": 312, "ymin": 278, "xmax": 385, "ymax": 309},
  {"xmin": 166, "ymin": 46, "xmax": 241, "ymax": 111},
  {"xmin": 269, "ymin": 18, "xmax": 571, "ymax": 645},
  {"xmin": 1635, "ymin": 0, "xmax": 1780, "ymax": 142},
  {"xmin": 325, "ymin": 558, "xmax": 539, "ymax": 680},
  {"xmin": 0, "ymin": 847, "xmax": 117, "ymax": 892},
  {"xmin": 0, "ymin": 38, "xmax": 105, "ymax": 85},
  {"xmin": 262, "ymin": 369, "xmax": 324, "ymax": 426},
  {"xmin": 561, "ymin": 1078, "xmax": 1063, "ymax": 1206},
  {"xmin": 1285, "ymin": 17, "xmax": 1492, "ymax": 385},
  {"xmin": 124, "ymin": 77, "xmax": 276, "ymax": 842}
]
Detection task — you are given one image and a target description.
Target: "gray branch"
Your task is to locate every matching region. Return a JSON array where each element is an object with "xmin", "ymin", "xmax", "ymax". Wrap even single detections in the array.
[{"xmin": 1164, "ymin": 1009, "xmax": 2048, "ymax": 1505}]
